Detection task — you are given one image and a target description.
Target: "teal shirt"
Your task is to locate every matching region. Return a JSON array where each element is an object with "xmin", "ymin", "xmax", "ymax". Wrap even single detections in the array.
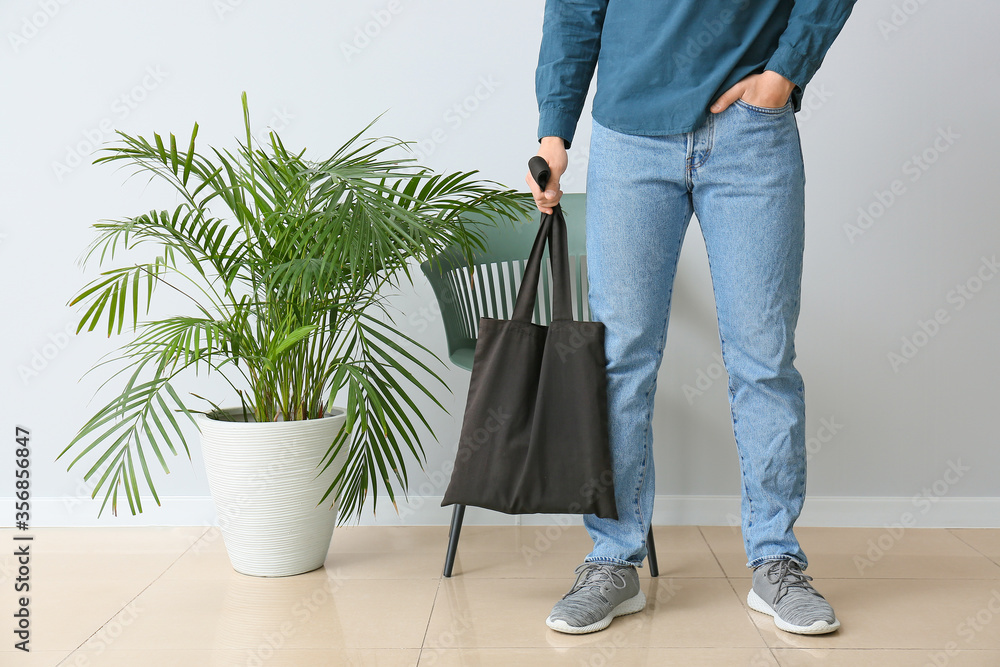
[{"xmin": 536, "ymin": 0, "xmax": 856, "ymax": 147}]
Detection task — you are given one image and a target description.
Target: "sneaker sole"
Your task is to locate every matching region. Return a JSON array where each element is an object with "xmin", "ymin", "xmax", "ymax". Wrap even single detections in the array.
[
  {"xmin": 747, "ymin": 589, "xmax": 841, "ymax": 635},
  {"xmin": 546, "ymin": 590, "xmax": 647, "ymax": 635}
]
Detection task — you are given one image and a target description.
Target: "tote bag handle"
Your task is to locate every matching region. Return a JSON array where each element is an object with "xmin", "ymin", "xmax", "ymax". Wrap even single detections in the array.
[{"xmin": 511, "ymin": 157, "xmax": 573, "ymax": 323}]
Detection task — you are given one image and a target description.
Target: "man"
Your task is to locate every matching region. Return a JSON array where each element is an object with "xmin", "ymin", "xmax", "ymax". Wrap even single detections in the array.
[{"xmin": 526, "ymin": 0, "xmax": 857, "ymax": 636}]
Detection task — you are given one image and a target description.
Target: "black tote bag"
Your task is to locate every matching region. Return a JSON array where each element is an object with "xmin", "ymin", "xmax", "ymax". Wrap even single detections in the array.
[{"xmin": 440, "ymin": 158, "xmax": 618, "ymax": 519}]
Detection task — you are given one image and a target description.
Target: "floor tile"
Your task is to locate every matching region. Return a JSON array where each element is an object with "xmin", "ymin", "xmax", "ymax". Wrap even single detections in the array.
[
  {"xmin": 451, "ymin": 526, "xmax": 723, "ymax": 579},
  {"xmin": 423, "ymin": 577, "xmax": 766, "ymax": 649},
  {"xmin": 458, "ymin": 525, "xmax": 598, "ymax": 554},
  {"xmin": 701, "ymin": 526, "xmax": 1000, "ymax": 580},
  {"xmin": 329, "ymin": 526, "xmax": 723, "ymax": 579},
  {"xmin": 162, "ymin": 529, "xmax": 444, "ymax": 581},
  {"xmin": 0, "ymin": 651, "xmax": 72, "ymax": 665},
  {"xmin": 773, "ymin": 648, "xmax": 1000, "ymax": 666},
  {"xmin": 796, "ymin": 527, "xmax": 1000, "ymax": 579},
  {"xmin": 61, "ymin": 648, "xmax": 420, "ymax": 666},
  {"xmin": 417, "ymin": 647, "xmax": 778, "ymax": 666},
  {"xmin": 449, "ymin": 548, "xmax": 600, "ymax": 579},
  {"xmin": 0, "ymin": 578, "xmax": 151, "ymax": 652},
  {"xmin": 0, "ymin": 527, "xmax": 207, "ymax": 585},
  {"xmin": 0, "ymin": 527, "xmax": 206, "ymax": 554},
  {"xmin": 748, "ymin": 579, "xmax": 1000, "ymax": 650},
  {"xmin": 644, "ymin": 526, "xmax": 728, "ymax": 577},
  {"xmin": 90, "ymin": 575, "xmax": 439, "ymax": 650},
  {"xmin": 952, "ymin": 529, "xmax": 1000, "ymax": 565},
  {"xmin": 330, "ymin": 526, "xmax": 449, "ymax": 553},
  {"xmin": 699, "ymin": 525, "xmax": 753, "ymax": 579},
  {"xmin": 9, "ymin": 549, "xmax": 188, "ymax": 585}
]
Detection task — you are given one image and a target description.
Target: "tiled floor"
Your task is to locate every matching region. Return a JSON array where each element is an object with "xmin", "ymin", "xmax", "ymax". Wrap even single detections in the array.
[{"xmin": 2, "ymin": 526, "xmax": 999, "ymax": 665}]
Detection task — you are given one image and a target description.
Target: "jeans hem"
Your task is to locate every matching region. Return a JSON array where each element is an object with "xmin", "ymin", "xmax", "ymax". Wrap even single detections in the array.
[
  {"xmin": 747, "ymin": 555, "xmax": 808, "ymax": 570},
  {"xmin": 585, "ymin": 556, "xmax": 643, "ymax": 568}
]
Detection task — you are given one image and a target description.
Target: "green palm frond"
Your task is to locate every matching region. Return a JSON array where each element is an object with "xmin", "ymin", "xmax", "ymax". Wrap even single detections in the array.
[{"xmin": 62, "ymin": 92, "xmax": 533, "ymax": 519}]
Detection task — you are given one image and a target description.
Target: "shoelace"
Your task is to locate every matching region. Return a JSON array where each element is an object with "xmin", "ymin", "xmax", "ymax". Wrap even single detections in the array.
[
  {"xmin": 564, "ymin": 563, "xmax": 628, "ymax": 599},
  {"xmin": 764, "ymin": 559, "xmax": 820, "ymax": 605}
]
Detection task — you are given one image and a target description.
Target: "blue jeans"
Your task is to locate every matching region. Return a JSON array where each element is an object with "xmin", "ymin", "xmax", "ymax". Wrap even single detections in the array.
[{"xmin": 583, "ymin": 98, "xmax": 809, "ymax": 570}]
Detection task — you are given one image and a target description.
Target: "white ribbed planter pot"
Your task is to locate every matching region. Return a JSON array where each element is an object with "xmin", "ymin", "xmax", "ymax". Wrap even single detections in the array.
[{"xmin": 198, "ymin": 407, "xmax": 348, "ymax": 577}]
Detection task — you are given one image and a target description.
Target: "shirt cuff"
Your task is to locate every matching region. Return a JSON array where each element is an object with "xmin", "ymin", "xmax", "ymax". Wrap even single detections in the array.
[
  {"xmin": 538, "ymin": 107, "xmax": 578, "ymax": 150},
  {"xmin": 765, "ymin": 41, "xmax": 822, "ymax": 90}
]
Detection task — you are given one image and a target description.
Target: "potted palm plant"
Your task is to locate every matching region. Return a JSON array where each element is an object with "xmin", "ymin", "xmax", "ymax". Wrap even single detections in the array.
[{"xmin": 59, "ymin": 93, "xmax": 530, "ymax": 576}]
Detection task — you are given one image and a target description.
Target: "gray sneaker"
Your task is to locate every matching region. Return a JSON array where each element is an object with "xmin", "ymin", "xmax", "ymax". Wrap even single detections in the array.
[
  {"xmin": 747, "ymin": 559, "xmax": 841, "ymax": 635},
  {"xmin": 546, "ymin": 562, "xmax": 646, "ymax": 634}
]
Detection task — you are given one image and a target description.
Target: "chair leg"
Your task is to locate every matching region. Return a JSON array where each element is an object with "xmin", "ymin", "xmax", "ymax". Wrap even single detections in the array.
[
  {"xmin": 443, "ymin": 504, "xmax": 466, "ymax": 577},
  {"xmin": 646, "ymin": 525, "xmax": 659, "ymax": 578}
]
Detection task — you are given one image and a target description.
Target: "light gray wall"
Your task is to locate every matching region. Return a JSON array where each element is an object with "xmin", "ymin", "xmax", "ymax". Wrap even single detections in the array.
[{"xmin": 2, "ymin": 0, "xmax": 997, "ymax": 527}]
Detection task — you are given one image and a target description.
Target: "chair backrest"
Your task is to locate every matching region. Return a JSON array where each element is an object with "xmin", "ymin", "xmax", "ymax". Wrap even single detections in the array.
[{"xmin": 420, "ymin": 193, "xmax": 590, "ymax": 371}]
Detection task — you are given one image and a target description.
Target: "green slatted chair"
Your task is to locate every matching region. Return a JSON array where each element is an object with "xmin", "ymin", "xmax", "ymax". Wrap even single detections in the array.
[{"xmin": 420, "ymin": 193, "xmax": 659, "ymax": 578}]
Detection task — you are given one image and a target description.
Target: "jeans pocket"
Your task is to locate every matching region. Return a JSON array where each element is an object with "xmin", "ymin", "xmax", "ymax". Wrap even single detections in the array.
[{"xmin": 734, "ymin": 98, "xmax": 792, "ymax": 116}]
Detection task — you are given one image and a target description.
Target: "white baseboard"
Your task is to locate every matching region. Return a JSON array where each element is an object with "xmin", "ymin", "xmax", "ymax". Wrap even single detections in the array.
[{"xmin": 10, "ymin": 494, "xmax": 1000, "ymax": 528}]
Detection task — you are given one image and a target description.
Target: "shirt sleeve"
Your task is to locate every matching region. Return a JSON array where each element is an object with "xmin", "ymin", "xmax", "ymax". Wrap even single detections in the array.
[
  {"xmin": 535, "ymin": 0, "xmax": 609, "ymax": 149},
  {"xmin": 765, "ymin": 0, "xmax": 857, "ymax": 89}
]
